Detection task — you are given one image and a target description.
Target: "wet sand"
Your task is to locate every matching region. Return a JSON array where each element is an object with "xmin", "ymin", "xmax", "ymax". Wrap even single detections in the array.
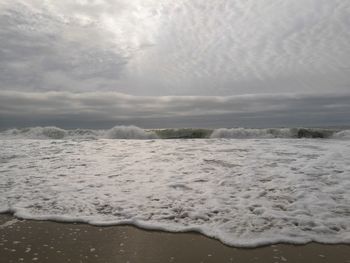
[{"xmin": 1, "ymin": 214, "xmax": 349, "ymax": 263}]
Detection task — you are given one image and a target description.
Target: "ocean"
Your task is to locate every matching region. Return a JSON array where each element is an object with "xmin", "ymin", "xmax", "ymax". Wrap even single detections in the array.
[{"xmin": 0, "ymin": 126, "xmax": 349, "ymax": 247}]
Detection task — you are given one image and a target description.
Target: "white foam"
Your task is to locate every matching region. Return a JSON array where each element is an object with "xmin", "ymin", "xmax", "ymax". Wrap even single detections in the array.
[
  {"xmin": 104, "ymin": 125, "xmax": 157, "ymax": 139},
  {"xmin": 0, "ymin": 138, "xmax": 349, "ymax": 247}
]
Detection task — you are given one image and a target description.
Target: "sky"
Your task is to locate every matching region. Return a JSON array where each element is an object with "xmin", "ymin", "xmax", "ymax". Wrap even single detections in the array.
[{"xmin": 0, "ymin": 0, "xmax": 349, "ymax": 128}]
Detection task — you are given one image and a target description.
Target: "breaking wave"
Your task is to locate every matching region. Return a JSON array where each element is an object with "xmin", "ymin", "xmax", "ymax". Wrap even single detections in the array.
[
  {"xmin": 332, "ymin": 129, "xmax": 350, "ymax": 140},
  {"xmin": 0, "ymin": 126, "xmax": 349, "ymax": 140},
  {"xmin": 2, "ymin": 126, "xmax": 68, "ymax": 140},
  {"xmin": 105, "ymin": 125, "xmax": 157, "ymax": 139},
  {"xmin": 0, "ymin": 126, "xmax": 157, "ymax": 140},
  {"xmin": 210, "ymin": 127, "xmax": 337, "ymax": 139}
]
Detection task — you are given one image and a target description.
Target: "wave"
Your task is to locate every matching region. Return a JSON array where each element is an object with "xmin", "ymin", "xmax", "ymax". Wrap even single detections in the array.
[
  {"xmin": 210, "ymin": 127, "xmax": 337, "ymax": 139},
  {"xmin": 0, "ymin": 126, "xmax": 349, "ymax": 140},
  {"xmin": 105, "ymin": 125, "xmax": 157, "ymax": 139},
  {"xmin": 0, "ymin": 126, "xmax": 157, "ymax": 140},
  {"xmin": 332, "ymin": 130, "xmax": 350, "ymax": 140},
  {"xmin": 2, "ymin": 126, "xmax": 68, "ymax": 139},
  {"xmin": 1, "ymin": 126, "xmax": 98, "ymax": 140},
  {"xmin": 154, "ymin": 128, "xmax": 212, "ymax": 139}
]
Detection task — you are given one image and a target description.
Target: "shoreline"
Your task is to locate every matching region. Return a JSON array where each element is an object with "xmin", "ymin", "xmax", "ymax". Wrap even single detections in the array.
[{"xmin": 1, "ymin": 214, "xmax": 349, "ymax": 263}]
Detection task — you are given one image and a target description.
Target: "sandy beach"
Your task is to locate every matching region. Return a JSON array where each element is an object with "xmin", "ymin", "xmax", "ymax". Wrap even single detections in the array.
[{"xmin": 0, "ymin": 214, "xmax": 349, "ymax": 263}]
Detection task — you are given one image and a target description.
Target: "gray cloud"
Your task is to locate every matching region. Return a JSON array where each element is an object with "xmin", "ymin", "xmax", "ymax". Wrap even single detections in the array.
[
  {"xmin": 0, "ymin": 1, "xmax": 129, "ymax": 92},
  {"xmin": 1, "ymin": 0, "xmax": 350, "ymax": 96},
  {"xmin": 125, "ymin": 0, "xmax": 350, "ymax": 95},
  {"xmin": 1, "ymin": 90, "xmax": 349, "ymax": 129},
  {"xmin": 0, "ymin": 1, "xmax": 349, "ymax": 128}
]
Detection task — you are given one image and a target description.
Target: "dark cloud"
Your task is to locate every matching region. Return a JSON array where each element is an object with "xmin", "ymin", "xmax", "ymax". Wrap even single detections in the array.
[{"xmin": 1, "ymin": 90, "xmax": 349, "ymax": 129}]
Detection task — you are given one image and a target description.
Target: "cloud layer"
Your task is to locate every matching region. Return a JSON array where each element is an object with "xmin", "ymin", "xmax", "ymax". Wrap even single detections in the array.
[
  {"xmin": 0, "ymin": 1, "xmax": 349, "ymax": 127},
  {"xmin": 0, "ymin": 0, "xmax": 349, "ymax": 95},
  {"xmin": 1, "ymin": 91, "xmax": 349, "ymax": 128}
]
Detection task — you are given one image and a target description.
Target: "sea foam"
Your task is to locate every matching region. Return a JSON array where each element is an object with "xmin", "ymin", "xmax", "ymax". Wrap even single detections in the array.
[{"xmin": 1, "ymin": 138, "xmax": 349, "ymax": 247}]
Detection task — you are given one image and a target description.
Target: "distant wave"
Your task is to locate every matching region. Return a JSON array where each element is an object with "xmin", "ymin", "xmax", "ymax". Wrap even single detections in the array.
[
  {"xmin": 0, "ymin": 126, "xmax": 349, "ymax": 140},
  {"xmin": 210, "ymin": 127, "xmax": 337, "ymax": 139},
  {"xmin": 0, "ymin": 126, "xmax": 157, "ymax": 140},
  {"xmin": 2, "ymin": 126, "xmax": 69, "ymax": 140},
  {"xmin": 0, "ymin": 126, "xmax": 98, "ymax": 140}
]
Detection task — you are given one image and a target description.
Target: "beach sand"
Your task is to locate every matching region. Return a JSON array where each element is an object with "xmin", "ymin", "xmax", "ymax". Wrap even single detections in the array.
[{"xmin": 1, "ymin": 214, "xmax": 349, "ymax": 263}]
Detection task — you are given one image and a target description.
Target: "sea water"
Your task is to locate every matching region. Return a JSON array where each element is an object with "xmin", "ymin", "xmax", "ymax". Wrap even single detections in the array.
[{"xmin": 0, "ymin": 126, "xmax": 349, "ymax": 247}]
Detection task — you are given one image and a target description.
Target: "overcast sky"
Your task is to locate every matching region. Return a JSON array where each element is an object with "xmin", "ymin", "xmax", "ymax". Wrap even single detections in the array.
[{"xmin": 0, "ymin": 0, "xmax": 349, "ymax": 128}]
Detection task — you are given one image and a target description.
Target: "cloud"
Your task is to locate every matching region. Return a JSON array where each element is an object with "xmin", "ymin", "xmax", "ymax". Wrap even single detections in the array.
[
  {"xmin": 0, "ymin": 0, "xmax": 349, "ymax": 96},
  {"xmin": 0, "ymin": 1, "xmax": 349, "ymax": 127},
  {"xmin": 1, "ymin": 90, "xmax": 349, "ymax": 128},
  {"xmin": 0, "ymin": 0, "xmax": 131, "ymax": 92},
  {"xmin": 125, "ymin": 0, "xmax": 350, "ymax": 95}
]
